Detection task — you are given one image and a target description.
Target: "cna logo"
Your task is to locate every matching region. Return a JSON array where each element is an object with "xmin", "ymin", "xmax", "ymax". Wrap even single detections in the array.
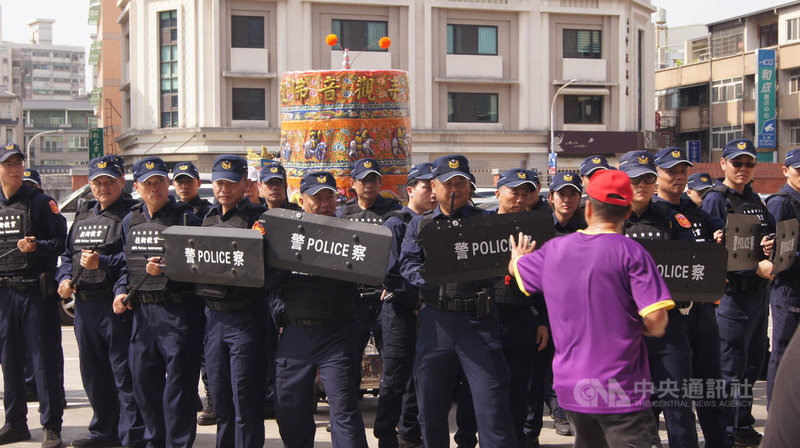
[
  {"xmin": 221, "ymin": 161, "xmax": 232, "ymax": 169},
  {"xmin": 573, "ymin": 378, "xmax": 631, "ymax": 408},
  {"xmin": 448, "ymin": 159, "xmax": 460, "ymax": 169}
]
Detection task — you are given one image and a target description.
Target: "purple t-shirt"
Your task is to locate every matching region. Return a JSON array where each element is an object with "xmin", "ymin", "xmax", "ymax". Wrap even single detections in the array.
[{"xmin": 514, "ymin": 231, "xmax": 674, "ymax": 414}]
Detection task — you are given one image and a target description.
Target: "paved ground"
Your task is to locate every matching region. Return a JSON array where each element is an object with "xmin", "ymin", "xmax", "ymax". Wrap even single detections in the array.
[{"xmin": 0, "ymin": 326, "xmax": 769, "ymax": 447}]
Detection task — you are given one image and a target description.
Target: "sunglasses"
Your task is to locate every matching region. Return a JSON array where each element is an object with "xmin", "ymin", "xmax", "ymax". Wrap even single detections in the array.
[
  {"xmin": 630, "ymin": 174, "xmax": 657, "ymax": 185},
  {"xmin": 729, "ymin": 160, "xmax": 756, "ymax": 169}
]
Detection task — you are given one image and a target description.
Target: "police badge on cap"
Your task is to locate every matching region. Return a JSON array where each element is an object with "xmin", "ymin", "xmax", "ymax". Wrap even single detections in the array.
[
  {"xmin": 654, "ymin": 147, "xmax": 693, "ymax": 169},
  {"xmin": 89, "ymin": 156, "xmax": 124, "ymax": 180},
  {"xmin": 432, "ymin": 154, "xmax": 471, "ymax": 181},
  {"xmin": 173, "ymin": 162, "xmax": 200, "ymax": 180},
  {"xmin": 260, "ymin": 163, "xmax": 287, "ymax": 183},
  {"xmin": 133, "ymin": 157, "xmax": 169, "ymax": 182},
  {"xmin": 579, "ymin": 155, "xmax": 610, "ymax": 177},
  {"xmin": 496, "ymin": 168, "xmax": 536, "ymax": 189},
  {"xmin": 0, "ymin": 143, "xmax": 23, "ymax": 163},
  {"xmin": 300, "ymin": 171, "xmax": 337, "ymax": 195},
  {"xmin": 211, "ymin": 155, "xmax": 247, "ymax": 182},
  {"xmin": 618, "ymin": 151, "xmax": 657, "ymax": 178}
]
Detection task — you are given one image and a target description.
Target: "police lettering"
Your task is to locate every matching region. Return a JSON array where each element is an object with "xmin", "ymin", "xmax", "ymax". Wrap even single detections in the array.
[
  {"xmin": 733, "ymin": 235, "xmax": 755, "ymax": 251},
  {"xmin": 196, "ymin": 249, "xmax": 232, "ymax": 265},
  {"xmin": 306, "ymin": 237, "xmax": 351, "ymax": 258},
  {"xmin": 657, "ymin": 264, "xmax": 690, "ymax": 279},
  {"xmin": 471, "ymin": 239, "xmax": 510, "ymax": 256},
  {"xmin": 780, "ymin": 237, "xmax": 796, "ymax": 256}
]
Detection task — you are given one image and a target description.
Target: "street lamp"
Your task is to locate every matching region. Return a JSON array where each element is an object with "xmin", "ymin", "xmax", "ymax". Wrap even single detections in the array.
[
  {"xmin": 26, "ymin": 129, "xmax": 64, "ymax": 168},
  {"xmin": 549, "ymin": 78, "xmax": 578, "ymax": 180}
]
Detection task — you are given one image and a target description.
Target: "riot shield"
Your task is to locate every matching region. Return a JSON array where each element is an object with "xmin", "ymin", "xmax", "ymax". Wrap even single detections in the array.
[
  {"xmin": 725, "ymin": 214, "xmax": 762, "ymax": 272},
  {"xmin": 637, "ymin": 240, "xmax": 727, "ymax": 303},
  {"xmin": 418, "ymin": 210, "xmax": 554, "ymax": 284},
  {"xmin": 261, "ymin": 208, "xmax": 392, "ymax": 286},
  {"xmin": 772, "ymin": 219, "xmax": 800, "ymax": 275},
  {"xmin": 162, "ymin": 226, "xmax": 265, "ymax": 288}
]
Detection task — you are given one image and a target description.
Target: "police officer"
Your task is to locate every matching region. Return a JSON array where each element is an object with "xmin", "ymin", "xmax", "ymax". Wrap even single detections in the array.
[
  {"xmin": 579, "ymin": 155, "xmax": 610, "ymax": 188},
  {"xmin": 259, "ymin": 163, "xmax": 300, "ymax": 211},
  {"xmin": 374, "ymin": 163, "xmax": 436, "ymax": 448},
  {"xmin": 765, "ymin": 149, "xmax": 800, "ymax": 407},
  {"xmin": 196, "ymin": 155, "xmax": 269, "ymax": 448},
  {"xmin": 112, "ymin": 156, "xmax": 203, "ymax": 448},
  {"xmin": 550, "ymin": 172, "xmax": 586, "ymax": 235},
  {"xmin": 400, "ymin": 154, "xmax": 518, "ymax": 447},
  {"xmin": 687, "ymin": 173, "xmax": 714, "ymax": 208},
  {"xmin": 56, "ymin": 156, "xmax": 143, "ymax": 448},
  {"xmin": 619, "ymin": 150, "xmax": 697, "ymax": 446},
  {"xmin": 23, "ymin": 168, "xmax": 42, "ymax": 190},
  {"xmin": 701, "ymin": 139, "xmax": 775, "ymax": 446},
  {"xmin": 337, "ymin": 158, "xmax": 401, "ymax": 358},
  {"xmin": 524, "ymin": 170, "xmax": 548, "ymax": 212},
  {"xmin": 0, "ymin": 143, "xmax": 66, "ymax": 447},
  {"xmin": 173, "ymin": 162, "xmax": 212, "ymax": 219},
  {"xmin": 272, "ymin": 171, "xmax": 369, "ymax": 448},
  {"xmin": 652, "ymin": 147, "xmax": 730, "ymax": 448}
]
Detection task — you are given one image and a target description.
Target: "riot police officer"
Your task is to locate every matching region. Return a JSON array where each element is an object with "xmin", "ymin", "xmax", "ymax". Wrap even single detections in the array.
[
  {"xmin": 687, "ymin": 173, "xmax": 714, "ymax": 208},
  {"xmin": 701, "ymin": 139, "xmax": 775, "ymax": 446},
  {"xmin": 374, "ymin": 163, "xmax": 436, "ymax": 448},
  {"xmin": 272, "ymin": 171, "xmax": 369, "ymax": 448},
  {"xmin": 579, "ymin": 155, "xmax": 610, "ymax": 188},
  {"xmin": 765, "ymin": 149, "xmax": 800, "ymax": 406},
  {"xmin": 619, "ymin": 150, "xmax": 697, "ymax": 447},
  {"xmin": 112, "ymin": 156, "xmax": 203, "ymax": 448},
  {"xmin": 652, "ymin": 147, "xmax": 730, "ymax": 448},
  {"xmin": 259, "ymin": 163, "xmax": 300, "ymax": 211},
  {"xmin": 400, "ymin": 154, "xmax": 518, "ymax": 447},
  {"xmin": 337, "ymin": 158, "xmax": 401, "ymax": 359},
  {"xmin": 173, "ymin": 162, "xmax": 212, "ymax": 219},
  {"xmin": 195, "ymin": 155, "xmax": 269, "ymax": 448},
  {"xmin": 23, "ymin": 168, "xmax": 42, "ymax": 190},
  {"xmin": 0, "ymin": 144, "xmax": 66, "ymax": 447},
  {"xmin": 56, "ymin": 156, "xmax": 143, "ymax": 448},
  {"xmin": 524, "ymin": 170, "xmax": 547, "ymax": 212}
]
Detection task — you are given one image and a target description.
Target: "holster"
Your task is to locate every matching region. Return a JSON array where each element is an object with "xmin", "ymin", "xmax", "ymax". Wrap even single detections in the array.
[
  {"xmin": 475, "ymin": 289, "xmax": 491, "ymax": 318},
  {"xmin": 39, "ymin": 272, "xmax": 58, "ymax": 297}
]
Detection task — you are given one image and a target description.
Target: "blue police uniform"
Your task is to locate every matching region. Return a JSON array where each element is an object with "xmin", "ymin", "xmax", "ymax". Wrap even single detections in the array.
[
  {"xmin": 400, "ymin": 155, "xmax": 517, "ymax": 448},
  {"xmin": 198, "ymin": 200, "xmax": 269, "ymax": 448},
  {"xmin": 272, "ymin": 171, "xmax": 368, "ymax": 448},
  {"xmin": 114, "ymin": 158, "xmax": 203, "ymax": 448},
  {"xmin": 374, "ymin": 205, "xmax": 423, "ymax": 447},
  {"xmin": 765, "ymin": 179, "xmax": 800, "ymax": 406},
  {"xmin": 56, "ymin": 157, "xmax": 144, "ymax": 447},
  {"xmin": 0, "ymin": 176, "xmax": 66, "ymax": 442},
  {"xmin": 701, "ymin": 140, "xmax": 775, "ymax": 442}
]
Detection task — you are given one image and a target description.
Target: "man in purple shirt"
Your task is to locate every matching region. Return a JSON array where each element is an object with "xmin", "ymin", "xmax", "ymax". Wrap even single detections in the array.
[{"xmin": 509, "ymin": 170, "xmax": 673, "ymax": 448}]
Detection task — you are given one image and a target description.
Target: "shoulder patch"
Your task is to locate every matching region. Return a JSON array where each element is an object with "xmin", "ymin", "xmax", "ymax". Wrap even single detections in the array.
[
  {"xmin": 674, "ymin": 213, "xmax": 690, "ymax": 228},
  {"xmin": 252, "ymin": 220, "xmax": 265, "ymax": 235},
  {"xmin": 49, "ymin": 200, "xmax": 60, "ymax": 215}
]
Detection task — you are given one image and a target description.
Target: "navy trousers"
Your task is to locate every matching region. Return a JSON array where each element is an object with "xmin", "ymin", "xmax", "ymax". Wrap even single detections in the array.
[
  {"xmin": 205, "ymin": 304, "xmax": 268, "ymax": 448},
  {"xmin": 274, "ymin": 320, "xmax": 368, "ymax": 448},
  {"xmin": 129, "ymin": 300, "xmax": 203, "ymax": 448},
  {"xmin": 716, "ymin": 285, "xmax": 769, "ymax": 434},
  {"xmin": 767, "ymin": 283, "xmax": 800, "ymax": 407},
  {"xmin": 74, "ymin": 298, "xmax": 144, "ymax": 445},
  {"xmin": 414, "ymin": 305, "xmax": 517, "ymax": 448},
  {"xmin": 374, "ymin": 301, "xmax": 420, "ymax": 446},
  {"xmin": 0, "ymin": 286, "xmax": 64, "ymax": 430}
]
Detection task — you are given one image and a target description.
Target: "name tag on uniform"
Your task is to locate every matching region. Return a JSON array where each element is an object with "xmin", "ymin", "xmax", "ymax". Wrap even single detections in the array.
[
  {"xmin": 74, "ymin": 224, "xmax": 110, "ymax": 245},
  {"xmin": 130, "ymin": 230, "xmax": 165, "ymax": 253},
  {"xmin": 0, "ymin": 214, "xmax": 22, "ymax": 236}
]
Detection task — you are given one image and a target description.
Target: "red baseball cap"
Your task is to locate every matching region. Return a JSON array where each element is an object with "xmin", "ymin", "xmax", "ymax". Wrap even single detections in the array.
[{"xmin": 586, "ymin": 170, "xmax": 633, "ymax": 206}]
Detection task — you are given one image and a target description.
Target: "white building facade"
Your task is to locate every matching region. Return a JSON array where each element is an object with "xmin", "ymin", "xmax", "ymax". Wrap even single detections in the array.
[{"xmin": 116, "ymin": 0, "xmax": 657, "ymax": 183}]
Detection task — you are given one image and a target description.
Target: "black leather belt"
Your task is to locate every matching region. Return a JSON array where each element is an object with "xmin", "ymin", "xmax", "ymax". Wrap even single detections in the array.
[
  {"xmin": 205, "ymin": 297, "xmax": 257, "ymax": 312},
  {"xmin": 284, "ymin": 316, "xmax": 336, "ymax": 327},
  {"xmin": 0, "ymin": 276, "xmax": 38, "ymax": 289},
  {"xmin": 76, "ymin": 289, "xmax": 111, "ymax": 301},
  {"xmin": 138, "ymin": 291, "xmax": 185, "ymax": 304}
]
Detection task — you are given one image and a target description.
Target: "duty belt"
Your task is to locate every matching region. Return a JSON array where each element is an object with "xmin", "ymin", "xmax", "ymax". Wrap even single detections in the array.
[
  {"xmin": 725, "ymin": 274, "xmax": 767, "ymax": 294},
  {"xmin": 205, "ymin": 297, "xmax": 257, "ymax": 312},
  {"xmin": 425, "ymin": 289, "xmax": 492, "ymax": 317},
  {"xmin": 0, "ymin": 276, "xmax": 38, "ymax": 289},
  {"xmin": 138, "ymin": 291, "xmax": 186, "ymax": 304},
  {"xmin": 76, "ymin": 289, "xmax": 111, "ymax": 301},
  {"xmin": 284, "ymin": 316, "xmax": 337, "ymax": 328}
]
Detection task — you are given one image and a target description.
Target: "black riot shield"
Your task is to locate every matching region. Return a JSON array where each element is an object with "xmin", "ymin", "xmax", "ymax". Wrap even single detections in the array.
[
  {"xmin": 161, "ymin": 226, "xmax": 265, "ymax": 288},
  {"xmin": 725, "ymin": 214, "xmax": 762, "ymax": 272},
  {"xmin": 261, "ymin": 208, "xmax": 392, "ymax": 286},
  {"xmin": 418, "ymin": 210, "xmax": 554, "ymax": 284},
  {"xmin": 637, "ymin": 240, "xmax": 727, "ymax": 303},
  {"xmin": 772, "ymin": 219, "xmax": 800, "ymax": 275}
]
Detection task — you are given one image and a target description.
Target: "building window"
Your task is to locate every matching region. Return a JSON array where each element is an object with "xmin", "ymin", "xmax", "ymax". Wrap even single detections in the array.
[
  {"xmin": 711, "ymin": 77, "xmax": 743, "ymax": 103},
  {"xmin": 564, "ymin": 95, "xmax": 603, "ymax": 124},
  {"xmin": 446, "ymin": 25, "xmax": 497, "ymax": 55},
  {"xmin": 788, "ymin": 18, "xmax": 800, "ymax": 42},
  {"xmin": 790, "ymin": 70, "xmax": 800, "ymax": 94},
  {"xmin": 760, "ymin": 23, "xmax": 778, "ymax": 48},
  {"xmin": 232, "ymin": 88, "xmax": 265, "ymax": 120},
  {"xmin": 711, "ymin": 24, "xmax": 743, "ymax": 58},
  {"xmin": 160, "ymin": 10, "xmax": 178, "ymax": 128},
  {"xmin": 711, "ymin": 125, "xmax": 742, "ymax": 149},
  {"xmin": 231, "ymin": 16, "xmax": 264, "ymax": 49},
  {"xmin": 447, "ymin": 92, "xmax": 498, "ymax": 123},
  {"xmin": 331, "ymin": 19, "xmax": 387, "ymax": 52},
  {"xmin": 563, "ymin": 29, "xmax": 601, "ymax": 59},
  {"xmin": 49, "ymin": 115, "xmax": 64, "ymax": 126}
]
